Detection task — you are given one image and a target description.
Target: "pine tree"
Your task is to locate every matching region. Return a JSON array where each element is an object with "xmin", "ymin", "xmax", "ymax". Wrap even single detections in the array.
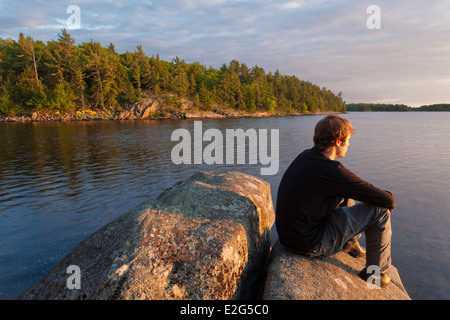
[
  {"xmin": 84, "ymin": 40, "xmax": 105, "ymax": 109},
  {"xmin": 72, "ymin": 58, "xmax": 86, "ymax": 108},
  {"xmin": 172, "ymin": 57, "xmax": 189, "ymax": 97},
  {"xmin": 198, "ymin": 81, "xmax": 213, "ymax": 108},
  {"xmin": 103, "ymin": 45, "xmax": 122, "ymax": 108},
  {"xmin": 0, "ymin": 80, "xmax": 12, "ymax": 115},
  {"xmin": 57, "ymin": 29, "xmax": 76, "ymax": 79},
  {"xmin": 132, "ymin": 45, "xmax": 149, "ymax": 97},
  {"xmin": 151, "ymin": 54, "xmax": 169, "ymax": 93},
  {"xmin": 132, "ymin": 55, "xmax": 142, "ymax": 97},
  {"xmin": 17, "ymin": 33, "xmax": 41, "ymax": 88},
  {"xmin": 15, "ymin": 65, "xmax": 46, "ymax": 109},
  {"xmin": 188, "ymin": 72, "xmax": 197, "ymax": 97},
  {"xmin": 218, "ymin": 66, "xmax": 241, "ymax": 107}
]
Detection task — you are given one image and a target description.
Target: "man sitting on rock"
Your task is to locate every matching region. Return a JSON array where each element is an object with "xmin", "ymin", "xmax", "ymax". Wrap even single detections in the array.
[{"xmin": 275, "ymin": 114, "xmax": 395, "ymax": 288}]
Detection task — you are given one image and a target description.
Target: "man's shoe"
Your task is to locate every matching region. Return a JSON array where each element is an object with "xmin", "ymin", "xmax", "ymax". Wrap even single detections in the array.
[
  {"xmin": 359, "ymin": 268, "xmax": 391, "ymax": 288},
  {"xmin": 342, "ymin": 241, "xmax": 366, "ymax": 259}
]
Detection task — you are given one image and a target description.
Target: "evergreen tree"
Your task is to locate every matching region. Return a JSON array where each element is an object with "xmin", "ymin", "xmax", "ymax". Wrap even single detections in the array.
[
  {"xmin": 103, "ymin": 44, "xmax": 122, "ymax": 108},
  {"xmin": 17, "ymin": 33, "xmax": 41, "ymax": 88},
  {"xmin": 0, "ymin": 81, "xmax": 12, "ymax": 115},
  {"xmin": 15, "ymin": 65, "xmax": 46, "ymax": 109},
  {"xmin": 219, "ymin": 66, "xmax": 241, "ymax": 107},
  {"xmin": 172, "ymin": 57, "xmax": 189, "ymax": 97},
  {"xmin": 71, "ymin": 46, "xmax": 87, "ymax": 108},
  {"xmin": 83, "ymin": 40, "xmax": 107, "ymax": 109}
]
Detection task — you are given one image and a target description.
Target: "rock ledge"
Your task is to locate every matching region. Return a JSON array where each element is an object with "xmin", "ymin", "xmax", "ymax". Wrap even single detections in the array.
[
  {"xmin": 16, "ymin": 171, "xmax": 274, "ymax": 300},
  {"xmin": 263, "ymin": 241, "xmax": 411, "ymax": 300}
]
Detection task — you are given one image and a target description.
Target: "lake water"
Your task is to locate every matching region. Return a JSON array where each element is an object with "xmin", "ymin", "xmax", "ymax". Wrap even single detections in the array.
[{"xmin": 0, "ymin": 112, "xmax": 449, "ymax": 300}]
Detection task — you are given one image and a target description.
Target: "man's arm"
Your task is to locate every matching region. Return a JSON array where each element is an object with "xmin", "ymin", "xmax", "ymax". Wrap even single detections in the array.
[{"xmin": 330, "ymin": 164, "xmax": 395, "ymax": 210}]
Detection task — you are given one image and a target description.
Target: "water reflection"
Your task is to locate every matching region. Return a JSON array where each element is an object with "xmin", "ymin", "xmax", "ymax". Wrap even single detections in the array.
[{"xmin": 0, "ymin": 113, "xmax": 449, "ymax": 299}]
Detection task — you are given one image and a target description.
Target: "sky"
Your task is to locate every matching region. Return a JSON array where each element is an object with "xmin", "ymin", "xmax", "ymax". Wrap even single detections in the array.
[{"xmin": 1, "ymin": 0, "xmax": 450, "ymax": 108}]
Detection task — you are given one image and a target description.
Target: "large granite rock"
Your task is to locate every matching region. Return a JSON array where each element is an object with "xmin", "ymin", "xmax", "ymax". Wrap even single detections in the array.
[
  {"xmin": 16, "ymin": 171, "xmax": 274, "ymax": 300},
  {"xmin": 263, "ymin": 241, "xmax": 411, "ymax": 300}
]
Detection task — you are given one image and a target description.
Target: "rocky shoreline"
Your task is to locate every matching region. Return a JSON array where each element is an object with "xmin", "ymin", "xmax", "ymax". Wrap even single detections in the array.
[
  {"xmin": 0, "ymin": 109, "xmax": 308, "ymax": 123},
  {"xmin": 16, "ymin": 171, "xmax": 410, "ymax": 300},
  {"xmin": 0, "ymin": 97, "xmax": 326, "ymax": 123}
]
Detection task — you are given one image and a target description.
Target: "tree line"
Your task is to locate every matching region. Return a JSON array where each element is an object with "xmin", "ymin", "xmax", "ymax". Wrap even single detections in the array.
[
  {"xmin": 0, "ymin": 30, "xmax": 346, "ymax": 116},
  {"xmin": 414, "ymin": 104, "xmax": 450, "ymax": 111},
  {"xmin": 346, "ymin": 103, "xmax": 410, "ymax": 112},
  {"xmin": 346, "ymin": 103, "xmax": 450, "ymax": 112}
]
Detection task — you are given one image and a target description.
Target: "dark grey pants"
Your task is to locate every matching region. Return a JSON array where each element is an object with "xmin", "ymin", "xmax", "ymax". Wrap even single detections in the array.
[{"xmin": 316, "ymin": 198, "xmax": 392, "ymax": 272}]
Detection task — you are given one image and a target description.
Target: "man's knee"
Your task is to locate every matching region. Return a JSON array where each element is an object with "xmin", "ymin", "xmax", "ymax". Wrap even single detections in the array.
[{"xmin": 375, "ymin": 206, "xmax": 391, "ymax": 221}]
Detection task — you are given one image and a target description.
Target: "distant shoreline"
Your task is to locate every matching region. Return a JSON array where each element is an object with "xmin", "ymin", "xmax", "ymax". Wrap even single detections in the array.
[{"xmin": 346, "ymin": 103, "xmax": 450, "ymax": 112}]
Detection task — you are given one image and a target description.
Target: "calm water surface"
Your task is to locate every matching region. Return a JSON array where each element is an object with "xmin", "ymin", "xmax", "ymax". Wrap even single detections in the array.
[{"xmin": 0, "ymin": 112, "xmax": 449, "ymax": 299}]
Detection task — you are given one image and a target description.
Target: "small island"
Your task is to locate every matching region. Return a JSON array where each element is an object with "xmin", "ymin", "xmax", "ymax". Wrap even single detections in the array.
[{"xmin": 1, "ymin": 29, "xmax": 346, "ymax": 122}]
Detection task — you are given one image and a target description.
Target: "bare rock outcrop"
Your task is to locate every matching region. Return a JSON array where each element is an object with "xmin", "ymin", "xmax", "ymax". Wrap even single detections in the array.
[
  {"xmin": 127, "ymin": 98, "xmax": 161, "ymax": 119},
  {"xmin": 16, "ymin": 171, "xmax": 274, "ymax": 300},
  {"xmin": 263, "ymin": 241, "xmax": 411, "ymax": 300}
]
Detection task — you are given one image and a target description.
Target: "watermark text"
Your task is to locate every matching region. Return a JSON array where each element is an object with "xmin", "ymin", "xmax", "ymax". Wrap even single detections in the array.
[
  {"xmin": 171, "ymin": 121, "xmax": 279, "ymax": 175},
  {"xmin": 366, "ymin": 5, "xmax": 381, "ymax": 30},
  {"xmin": 66, "ymin": 265, "xmax": 81, "ymax": 289},
  {"xmin": 66, "ymin": 5, "xmax": 81, "ymax": 30}
]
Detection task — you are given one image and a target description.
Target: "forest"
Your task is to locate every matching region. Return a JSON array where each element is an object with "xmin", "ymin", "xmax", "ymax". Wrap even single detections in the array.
[
  {"xmin": 346, "ymin": 103, "xmax": 410, "ymax": 111},
  {"xmin": 346, "ymin": 103, "xmax": 450, "ymax": 112},
  {"xmin": 0, "ymin": 30, "xmax": 346, "ymax": 117}
]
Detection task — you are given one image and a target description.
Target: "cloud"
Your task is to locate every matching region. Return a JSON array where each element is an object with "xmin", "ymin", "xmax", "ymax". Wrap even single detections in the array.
[
  {"xmin": 280, "ymin": 1, "xmax": 308, "ymax": 10},
  {"xmin": 1, "ymin": 0, "xmax": 450, "ymax": 107},
  {"xmin": 279, "ymin": 0, "xmax": 330, "ymax": 10}
]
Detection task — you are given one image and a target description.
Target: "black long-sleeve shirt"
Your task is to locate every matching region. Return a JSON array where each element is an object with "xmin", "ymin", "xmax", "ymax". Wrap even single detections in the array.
[{"xmin": 275, "ymin": 146, "xmax": 395, "ymax": 252}]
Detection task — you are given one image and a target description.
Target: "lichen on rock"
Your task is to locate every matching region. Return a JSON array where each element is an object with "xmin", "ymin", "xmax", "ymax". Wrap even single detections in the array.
[{"xmin": 16, "ymin": 171, "xmax": 274, "ymax": 300}]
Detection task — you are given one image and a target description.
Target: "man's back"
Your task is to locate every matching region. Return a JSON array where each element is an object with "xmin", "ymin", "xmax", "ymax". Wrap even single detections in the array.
[{"xmin": 276, "ymin": 147, "xmax": 395, "ymax": 253}]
